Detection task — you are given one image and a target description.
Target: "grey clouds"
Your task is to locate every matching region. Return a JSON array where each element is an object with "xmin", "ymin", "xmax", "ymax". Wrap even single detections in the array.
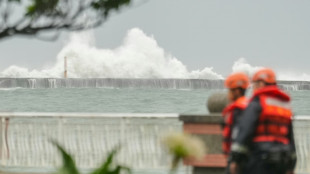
[{"xmin": 0, "ymin": 0, "xmax": 309, "ymax": 78}]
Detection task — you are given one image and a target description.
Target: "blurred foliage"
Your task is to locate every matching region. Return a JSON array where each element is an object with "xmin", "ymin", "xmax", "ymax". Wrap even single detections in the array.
[
  {"xmin": 162, "ymin": 132, "xmax": 207, "ymax": 174},
  {"xmin": 26, "ymin": 0, "xmax": 60, "ymax": 16},
  {"xmin": 91, "ymin": 0, "xmax": 131, "ymax": 17},
  {"xmin": 53, "ymin": 141, "xmax": 131, "ymax": 174},
  {"xmin": 0, "ymin": 0, "xmax": 133, "ymax": 40},
  {"xmin": 25, "ymin": 0, "xmax": 130, "ymax": 17}
]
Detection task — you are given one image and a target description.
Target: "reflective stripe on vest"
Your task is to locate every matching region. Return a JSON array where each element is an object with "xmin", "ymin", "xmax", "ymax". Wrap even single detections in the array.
[{"xmin": 265, "ymin": 97, "xmax": 291, "ymax": 110}]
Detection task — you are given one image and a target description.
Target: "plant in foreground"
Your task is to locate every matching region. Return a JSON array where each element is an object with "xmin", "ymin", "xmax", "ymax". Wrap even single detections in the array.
[
  {"xmin": 52, "ymin": 141, "xmax": 131, "ymax": 174},
  {"xmin": 162, "ymin": 132, "xmax": 207, "ymax": 174}
]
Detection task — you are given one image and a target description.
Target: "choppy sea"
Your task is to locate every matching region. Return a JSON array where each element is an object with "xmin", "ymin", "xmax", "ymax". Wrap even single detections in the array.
[{"xmin": 0, "ymin": 88, "xmax": 309, "ymax": 115}]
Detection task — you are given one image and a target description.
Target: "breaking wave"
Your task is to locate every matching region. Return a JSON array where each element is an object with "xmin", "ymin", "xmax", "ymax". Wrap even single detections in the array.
[
  {"xmin": 231, "ymin": 58, "xmax": 310, "ymax": 81},
  {"xmin": 232, "ymin": 58, "xmax": 262, "ymax": 76},
  {"xmin": 0, "ymin": 28, "xmax": 309, "ymax": 81},
  {"xmin": 0, "ymin": 28, "xmax": 222, "ymax": 79}
]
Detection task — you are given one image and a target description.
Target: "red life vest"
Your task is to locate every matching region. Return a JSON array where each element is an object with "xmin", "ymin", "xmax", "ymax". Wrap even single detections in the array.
[
  {"xmin": 252, "ymin": 86, "xmax": 293, "ymax": 145},
  {"xmin": 222, "ymin": 96, "xmax": 248, "ymax": 154}
]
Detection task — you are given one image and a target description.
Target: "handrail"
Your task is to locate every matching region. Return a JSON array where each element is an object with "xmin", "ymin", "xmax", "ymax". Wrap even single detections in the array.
[
  {"xmin": 294, "ymin": 115, "xmax": 310, "ymax": 120},
  {"xmin": 0, "ymin": 112, "xmax": 307, "ymax": 119},
  {"xmin": 0, "ymin": 112, "xmax": 179, "ymax": 118}
]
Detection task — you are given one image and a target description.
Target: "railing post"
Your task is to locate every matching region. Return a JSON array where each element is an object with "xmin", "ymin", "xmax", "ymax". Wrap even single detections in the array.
[
  {"xmin": 58, "ymin": 117, "xmax": 64, "ymax": 146},
  {"xmin": 0, "ymin": 117, "xmax": 8, "ymax": 167},
  {"xmin": 0, "ymin": 116, "xmax": 3, "ymax": 166},
  {"xmin": 120, "ymin": 117, "xmax": 126, "ymax": 163}
]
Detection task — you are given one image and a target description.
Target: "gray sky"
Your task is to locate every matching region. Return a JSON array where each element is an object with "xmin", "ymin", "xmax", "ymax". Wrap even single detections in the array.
[{"xmin": 0, "ymin": 0, "xmax": 310, "ymax": 76}]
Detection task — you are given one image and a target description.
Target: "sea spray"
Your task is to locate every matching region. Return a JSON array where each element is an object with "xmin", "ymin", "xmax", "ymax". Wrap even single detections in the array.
[
  {"xmin": 231, "ymin": 58, "xmax": 310, "ymax": 81},
  {"xmin": 1, "ymin": 28, "xmax": 309, "ymax": 81},
  {"xmin": 0, "ymin": 28, "xmax": 223, "ymax": 79},
  {"xmin": 232, "ymin": 58, "xmax": 262, "ymax": 76}
]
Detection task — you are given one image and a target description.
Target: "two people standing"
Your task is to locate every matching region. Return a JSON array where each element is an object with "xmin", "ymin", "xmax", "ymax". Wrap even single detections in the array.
[{"xmin": 222, "ymin": 68, "xmax": 296, "ymax": 174}]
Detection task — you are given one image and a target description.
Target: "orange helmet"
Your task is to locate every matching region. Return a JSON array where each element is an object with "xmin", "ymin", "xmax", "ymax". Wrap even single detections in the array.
[
  {"xmin": 225, "ymin": 72, "xmax": 249, "ymax": 89},
  {"xmin": 252, "ymin": 68, "xmax": 276, "ymax": 84}
]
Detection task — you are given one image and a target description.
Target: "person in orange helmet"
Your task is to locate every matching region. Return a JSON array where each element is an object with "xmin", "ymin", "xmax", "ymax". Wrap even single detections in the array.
[
  {"xmin": 229, "ymin": 68, "xmax": 296, "ymax": 174},
  {"xmin": 222, "ymin": 72, "xmax": 249, "ymax": 174}
]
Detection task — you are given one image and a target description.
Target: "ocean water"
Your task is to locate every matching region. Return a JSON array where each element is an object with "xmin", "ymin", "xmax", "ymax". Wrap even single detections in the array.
[
  {"xmin": 0, "ymin": 88, "xmax": 309, "ymax": 115},
  {"xmin": 0, "ymin": 87, "xmax": 309, "ymax": 174}
]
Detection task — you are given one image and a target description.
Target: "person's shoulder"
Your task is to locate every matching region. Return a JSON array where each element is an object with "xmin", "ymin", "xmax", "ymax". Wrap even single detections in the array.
[
  {"xmin": 251, "ymin": 96, "xmax": 260, "ymax": 102},
  {"xmin": 247, "ymin": 96, "xmax": 262, "ymax": 111},
  {"xmin": 232, "ymin": 108, "xmax": 243, "ymax": 117}
]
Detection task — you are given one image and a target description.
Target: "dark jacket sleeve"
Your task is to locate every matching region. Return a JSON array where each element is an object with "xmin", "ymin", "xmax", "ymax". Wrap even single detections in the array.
[
  {"xmin": 230, "ymin": 97, "xmax": 262, "ymax": 163},
  {"xmin": 231, "ymin": 108, "xmax": 243, "ymax": 140},
  {"xmin": 232, "ymin": 108, "xmax": 243, "ymax": 126},
  {"xmin": 235, "ymin": 97, "xmax": 262, "ymax": 147},
  {"xmin": 287, "ymin": 121, "xmax": 297, "ymax": 170}
]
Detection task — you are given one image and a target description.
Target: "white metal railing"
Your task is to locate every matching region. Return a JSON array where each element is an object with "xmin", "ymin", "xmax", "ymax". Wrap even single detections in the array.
[
  {"xmin": 293, "ymin": 116, "xmax": 310, "ymax": 174},
  {"xmin": 0, "ymin": 113, "xmax": 182, "ymax": 173},
  {"xmin": 0, "ymin": 113, "xmax": 308, "ymax": 174}
]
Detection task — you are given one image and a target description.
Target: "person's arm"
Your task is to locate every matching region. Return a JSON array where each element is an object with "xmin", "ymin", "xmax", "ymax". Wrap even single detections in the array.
[
  {"xmin": 228, "ymin": 108, "xmax": 245, "ymax": 174},
  {"xmin": 232, "ymin": 108, "xmax": 243, "ymax": 126},
  {"xmin": 231, "ymin": 108, "xmax": 242, "ymax": 142},
  {"xmin": 230, "ymin": 97, "xmax": 262, "ymax": 163},
  {"xmin": 287, "ymin": 122, "xmax": 297, "ymax": 172}
]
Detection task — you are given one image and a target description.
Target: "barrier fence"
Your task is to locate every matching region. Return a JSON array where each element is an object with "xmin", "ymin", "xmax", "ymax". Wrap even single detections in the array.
[
  {"xmin": 0, "ymin": 113, "xmax": 183, "ymax": 173},
  {"xmin": 0, "ymin": 113, "xmax": 307, "ymax": 174},
  {"xmin": 293, "ymin": 116, "xmax": 310, "ymax": 174}
]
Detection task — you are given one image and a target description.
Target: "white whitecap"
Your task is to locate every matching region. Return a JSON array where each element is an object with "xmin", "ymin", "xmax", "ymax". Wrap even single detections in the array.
[{"xmin": 0, "ymin": 28, "xmax": 222, "ymax": 79}]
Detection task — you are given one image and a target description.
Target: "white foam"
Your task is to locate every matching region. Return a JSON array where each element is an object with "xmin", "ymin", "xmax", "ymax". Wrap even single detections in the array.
[
  {"xmin": 1, "ymin": 28, "xmax": 309, "ymax": 81},
  {"xmin": 231, "ymin": 58, "xmax": 310, "ymax": 81},
  {"xmin": 277, "ymin": 72, "xmax": 310, "ymax": 81},
  {"xmin": 0, "ymin": 28, "xmax": 222, "ymax": 79},
  {"xmin": 0, "ymin": 87, "xmax": 22, "ymax": 91},
  {"xmin": 231, "ymin": 58, "xmax": 262, "ymax": 77}
]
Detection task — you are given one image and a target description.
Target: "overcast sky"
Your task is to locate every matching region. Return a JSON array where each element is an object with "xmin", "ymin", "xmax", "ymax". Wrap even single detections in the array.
[{"xmin": 0, "ymin": 0, "xmax": 310, "ymax": 76}]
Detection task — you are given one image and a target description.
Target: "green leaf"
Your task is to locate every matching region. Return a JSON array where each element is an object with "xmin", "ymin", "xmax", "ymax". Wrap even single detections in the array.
[
  {"xmin": 26, "ymin": 4, "xmax": 36, "ymax": 16},
  {"xmin": 26, "ymin": 0, "xmax": 60, "ymax": 16},
  {"xmin": 91, "ymin": 0, "xmax": 131, "ymax": 17},
  {"xmin": 91, "ymin": 146, "xmax": 131, "ymax": 174},
  {"xmin": 91, "ymin": 148, "xmax": 118, "ymax": 174},
  {"xmin": 110, "ymin": 166, "xmax": 131, "ymax": 174},
  {"xmin": 52, "ymin": 141, "xmax": 80, "ymax": 174}
]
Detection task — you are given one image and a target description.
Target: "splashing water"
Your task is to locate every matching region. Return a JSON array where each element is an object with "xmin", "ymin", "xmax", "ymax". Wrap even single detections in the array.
[
  {"xmin": 0, "ymin": 28, "xmax": 222, "ymax": 79},
  {"xmin": 0, "ymin": 28, "xmax": 309, "ymax": 81},
  {"xmin": 231, "ymin": 58, "xmax": 310, "ymax": 81},
  {"xmin": 232, "ymin": 58, "xmax": 262, "ymax": 76}
]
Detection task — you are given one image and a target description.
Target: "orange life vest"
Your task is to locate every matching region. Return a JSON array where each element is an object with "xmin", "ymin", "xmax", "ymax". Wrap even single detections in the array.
[
  {"xmin": 252, "ymin": 86, "xmax": 293, "ymax": 145},
  {"xmin": 222, "ymin": 96, "xmax": 248, "ymax": 154}
]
